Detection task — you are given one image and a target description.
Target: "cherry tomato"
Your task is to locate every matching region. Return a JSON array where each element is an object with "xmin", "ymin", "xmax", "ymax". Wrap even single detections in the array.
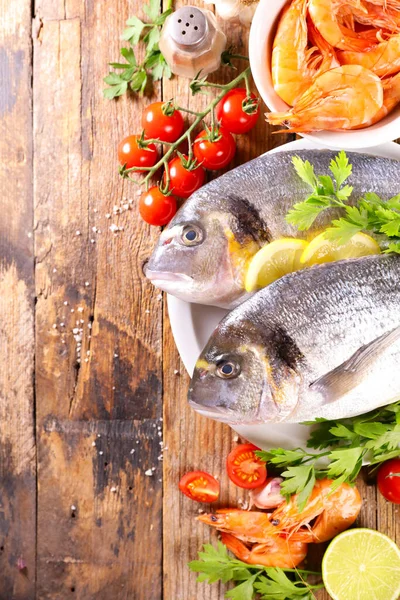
[
  {"xmin": 193, "ymin": 127, "xmax": 236, "ymax": 170},
  {"xmin": 167, "ymin": 155, "xmax": 205, "ymax": 198},
  {"xmin": 179, "ymin": 470, "xmax": 220, "ymax": 503},
  {"xmin": 226, "ymin": 443, "xmax": 267, "ymax": 489},
  {"xmin": 142, "ymin": 101, "xmax": 185, "ymax": 143},
  {"xmin": 117, "ymin": 135, "xmax": 158, "ymax": 172},
  {"xmin": 377, "ymin": 458, "xmax": 400, "ymax": 503},
  {"xmin": 139, "ymin": 187, "xmax": 177, "ymax": 226},
  {"xmin": 216, "ymin": 88, "xmax": 260, "ymax": 134}
]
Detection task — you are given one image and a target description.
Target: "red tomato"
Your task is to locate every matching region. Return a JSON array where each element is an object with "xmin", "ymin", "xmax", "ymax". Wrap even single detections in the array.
[
  {"xmin": 193, "ymin": 127, "xmax": 236, "ymax": 170},
  {"xmin": 377, "ymin": 458, "xmax": 400, "ymax": 503},
  {"xmin": 167, "ymin": 155, "xmax": 205, "ymax": 198},
  {"xmin": 179, "ymin": 471, "xmax": 220, "ymax": 503},
  {"xmin": 227, "ymin": 443, "xmax": 267, "ymax": 489},
  {"xmin": 141, "ymin": 101, "xmax": 185, "ymax": 143},
  {"xmin": 139, "ymin": 187, "xmax": 177, "ymax": 226},
  {"xmin": 118, "ymin": 135, "xmax": 158, "ymax": 172},
  {"xmin": 216, "ymin": 88, "xmax": 260, "ymax": 134}
]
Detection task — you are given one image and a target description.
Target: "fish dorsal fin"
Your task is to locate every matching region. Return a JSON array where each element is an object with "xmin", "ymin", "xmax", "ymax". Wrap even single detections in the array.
[{"xmin": 310, "ymin": 326, "xmax": 400, "ymax": 402}]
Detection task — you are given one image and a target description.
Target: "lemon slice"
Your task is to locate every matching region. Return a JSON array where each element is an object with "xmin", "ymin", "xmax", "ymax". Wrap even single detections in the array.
[
  {"xmin": 300, "ymin": 232, "xmax": 380, "ymax": 266},
  {"xmin": 322, "ymin": 528, "xmax": 400, "ymax": 600},
  {"xmin": 245, "ymin": 238, "xmax": 308, "ymax": 292}
]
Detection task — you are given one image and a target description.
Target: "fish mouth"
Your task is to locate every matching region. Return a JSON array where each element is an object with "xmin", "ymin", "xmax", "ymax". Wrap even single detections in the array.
[
  {"xmin": 145, "ymin": 268, "xmax": 193, "ymax": 284},
  {"xmin": 188, "ymin": 400, "xmax": 234, "ymax": 423}
]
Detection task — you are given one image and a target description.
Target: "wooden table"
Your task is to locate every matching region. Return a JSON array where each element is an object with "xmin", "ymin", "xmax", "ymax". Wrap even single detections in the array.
[{"xmin": 1, "ymin": 0, "xmax": 399, "ymax": 598}]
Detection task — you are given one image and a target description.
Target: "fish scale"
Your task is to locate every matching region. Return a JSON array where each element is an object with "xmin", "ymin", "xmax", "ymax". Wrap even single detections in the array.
[
  {"xmin": 188, "ymin": 254, "xmax": 400, "ymax": 424},
  {"xmin": 146, "ymin": 150, "xmax": 400, "ymax": 307}
]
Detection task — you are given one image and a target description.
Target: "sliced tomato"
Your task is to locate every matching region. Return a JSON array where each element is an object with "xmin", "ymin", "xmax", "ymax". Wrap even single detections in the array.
[
  {"xmin": 179, "ymin": 470, "xmax": 219, "ymax": 503},
  {"xmin": 227, "ymin": 443, "xmax": 267, "ymax": 489}
]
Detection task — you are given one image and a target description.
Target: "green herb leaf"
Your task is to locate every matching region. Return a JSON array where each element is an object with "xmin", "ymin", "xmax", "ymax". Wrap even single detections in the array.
[
  {"xmin": 280, "ymin": 464, "xmax": 316, "ymax": 509},
  {"xmin": 143, "ymin": 0, "xmax": 160, "ymax": 22},
  {"xmin": 122, "ymin": 16, "xmax": 145, "ymax": 44},
  {"xmin": 329, "ymin": 150, "xmax": 352, "ymax": 188},
  {"xmin": 292, "ymin": 156, "xmax": 317, "ymax": 189},
  {"xmin": 226, "ymin": 575, "xmax": 257, "ymax": 600},
  {"xmin": 103, "ymin": 80, "xmax": 128, "ymax": 99}
]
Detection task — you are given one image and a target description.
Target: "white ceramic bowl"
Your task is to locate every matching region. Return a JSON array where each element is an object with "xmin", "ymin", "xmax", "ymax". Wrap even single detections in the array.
[{"xmin": 249, "ymin": 0, "xmax": 400, "ymax": 149}]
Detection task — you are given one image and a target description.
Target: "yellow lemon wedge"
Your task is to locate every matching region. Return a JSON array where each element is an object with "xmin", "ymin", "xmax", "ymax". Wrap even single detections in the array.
[
  {"xmin": 245, "ymin": 238, "xmax": 308, "ymax": 292},
  {"xmin": 300, "ymin": 232, "xmax": 380, "ymax": 266}
]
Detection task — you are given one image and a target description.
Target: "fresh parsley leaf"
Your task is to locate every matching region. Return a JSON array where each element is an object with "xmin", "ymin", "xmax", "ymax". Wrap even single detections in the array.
[
  {"xmin": 286, "ymin": 199, "xmax": 329, "ymax": 230},
  {"xmin": 323, "ymin": 218, "xmax": 364, "ymax": 244},
  {"xmin": 104, "ymin": 3, "xmax": 172, "ymax": 99},
  {"xmin": 326, "ymin": 447, "xmax": 365, "ymax": 483},
  {"xmin": 103, "ymin": 79, "xmax": 128, "ymax": 99},
  {"xmin": 280, "ymin": 464, "xmax": 316, "ymax": 509},
  {"xmin": 122, "ymin": 16, "xmax": 145, "ymax": 44},
  {"xmin": 256, "ymin": 448, "xmax": 308, "ymax": 467},
  {"xmin": 255, "ymin": 569, "xmax": 315, "ymax": 599},
  {"xmin": 143, "ymin": 0, "xmax": 160, "ymax": 22},
  {"xmin": 226, "ymin": 575, "xmax": 257, "ymax": 600},
  {"xmin": 190, "ymin": 543, "xmax": 322, "ymax": 600},
  {"xmin": 329, "ymin": 150, "xmax": 352, "ymax": 188},
  {"xmin": 286, "ymin": 150, "xmax": 400, "ymax": 252},
  {"xmin": 292, "ymin": 156, "xmax": 317, "ymax": 189}
]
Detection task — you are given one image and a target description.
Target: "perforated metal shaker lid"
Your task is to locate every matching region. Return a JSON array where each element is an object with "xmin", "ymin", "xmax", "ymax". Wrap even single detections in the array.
[{"xmin": 169, "ymin": 6, "xmax": 208, "ymax": 47}]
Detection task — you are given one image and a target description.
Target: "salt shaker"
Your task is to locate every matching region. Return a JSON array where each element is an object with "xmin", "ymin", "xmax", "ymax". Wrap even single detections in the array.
[{"xmin": 159, "ymin": 6, "xmax": 227, "ymax": 79}]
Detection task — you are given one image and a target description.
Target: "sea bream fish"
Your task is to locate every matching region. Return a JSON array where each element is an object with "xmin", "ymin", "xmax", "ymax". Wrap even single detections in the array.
[
  {"xmin": 188, "ymin": 254, "xmax": 400, "ymax": 424},
  {"xmin": 145, "ymin": 150, "xmax": 400, "ymax": 308}
]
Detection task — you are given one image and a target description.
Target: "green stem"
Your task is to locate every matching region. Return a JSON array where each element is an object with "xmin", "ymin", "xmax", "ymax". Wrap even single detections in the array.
[
  {"xmin": 177, "ymin": 106, "xmax": 203, "ymax": 117},
  {"xmin": 123, "ymin": 66, "xmax": 252, "ymax": 185},
  {"xmin": 226, "ymin": 53, "xmax": 250, "ymax": 62},
  {"xmin": 244, "ymin": 72, "xmax": 252, "ymax": 97}
]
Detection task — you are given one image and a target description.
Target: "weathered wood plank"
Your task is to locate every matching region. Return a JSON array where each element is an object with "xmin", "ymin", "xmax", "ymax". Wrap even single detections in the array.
[
  {"xmin": 33, "ymin": 1, "xmax": 163, "ymax": 597},
  {"xmin": 0, "ymin": 1, "xmax": 35, "ymax": 598},
  {"xmin": 161, "ymin": 8, "xmax": 293, "ymax": 599}
]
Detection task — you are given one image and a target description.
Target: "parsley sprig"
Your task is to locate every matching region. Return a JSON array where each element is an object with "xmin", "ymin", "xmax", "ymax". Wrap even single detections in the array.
[
  {"xmin": 189, "ymin": 541, "xmax": 323, "ymax": 599},
  {"xmin": 286, "ymin": 151, "xmax": 400, "ymax": 251},
  {"xmin": 103, "ymin": 0, "xmax": 172, "ymax": 99},
  {"xmin": 256, "ymin": 399, "xmax": 400, "ymax": 509}
]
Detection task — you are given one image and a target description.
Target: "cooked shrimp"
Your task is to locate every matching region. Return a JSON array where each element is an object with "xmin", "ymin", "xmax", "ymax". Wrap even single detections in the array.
[
  {"xmin": 271, "ymin": 479, "xmax": 362, "ymax": 543},
  {"xmin": 340, "ymin": 33, "xmax": 400, "ymax": 77},
  {"xmin": 266, "ymin": 65, "xmax": 384, "ymax": 131},
  {"xmin": 351, "ymin": 1, "xmax": 400, "ymax": 32},
  {"xmin": 308, "ymin": 0, "xmax": 380, "ymax": 50},
  {"xmin": 272, "ymin": 0, "xmax": 338, "ymax": 106},
  {"xmin": 198, "ymin": 508, "xmax": 276, "ymax": 543},
  {"xmin": 352, "ymin": 71, "xmax": 400, "ymax": 127},
  {"xmin": 220, "ymin": 532, "xmax": 308, "ymax": 569}
]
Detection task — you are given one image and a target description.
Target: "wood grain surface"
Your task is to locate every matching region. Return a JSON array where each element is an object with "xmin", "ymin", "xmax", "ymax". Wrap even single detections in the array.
[{"xmin": 0, "ymin": 0, "xmax": 399, "ymax": 599}]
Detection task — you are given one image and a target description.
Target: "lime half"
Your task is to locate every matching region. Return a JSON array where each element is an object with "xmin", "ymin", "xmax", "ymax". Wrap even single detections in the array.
[{"xmin": 322, "ymin": 528, "xmax": 400, "ymax": 600}]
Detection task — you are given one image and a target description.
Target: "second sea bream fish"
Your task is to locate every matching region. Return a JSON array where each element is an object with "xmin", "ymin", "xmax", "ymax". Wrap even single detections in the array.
[
  {"xmin": 188, "ymin": 254, "xmax": 400, "ymax": 424},
  {"xmin": 145, "ymin": 150, "xmax": 400, "ymax": 308}
]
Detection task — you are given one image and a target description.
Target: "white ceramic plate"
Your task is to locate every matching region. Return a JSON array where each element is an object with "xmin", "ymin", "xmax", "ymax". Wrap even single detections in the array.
[
  {"xmin": 248, "ymin": 0, "xmax": 400, "ymax": 149},
  {"xmin": 167, "ymin": 139, "xmax": 400, "ymax": 449}
]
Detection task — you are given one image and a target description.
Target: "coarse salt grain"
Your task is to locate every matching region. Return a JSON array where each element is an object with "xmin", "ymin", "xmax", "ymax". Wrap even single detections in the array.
[
  {"xmin": 110, "ymin": 224, "xmax": 118, "ymax": 233},
  {"xmin": 64, "ymin": 301, "xmax": 68, "ymax": 306},
  {"xmin": 76, "ymin": 230, "xmax": 81, "ymax": 236},
  {"xmin": 99, "ymin": 451, "xmax": 103, "ymax": 455},
  {"xmin": 71, "ymin": 505, "xmax": 77, "ymax": 511},
  {"xmin": 110, "ymin": 487, "xmax": 117, "ymax": 492},
  {"xmin": 144, "ymin": 469, "xmax": 153, "ymax": 476},
  {"xmin": 85, "ymin": 281, "xmax": 90, "ymax": 287},
  {"xmin": 105, "ymin": 213, "xmax": 111, "ymax": 219},
  {"xmin": 130, "ymin": 449, "xmax": 135, "ymax": 454},
  {"xmin": 77, "ymin": 307, "xmax": 84, "ymax": 313},
  {"xmin": 91, "ymin": 441, "xmax": 96, "ymax": 447}
]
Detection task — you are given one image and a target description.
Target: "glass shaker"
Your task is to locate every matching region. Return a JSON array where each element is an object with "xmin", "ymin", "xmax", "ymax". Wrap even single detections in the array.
[{"xmin": 159, "ymin": 6, "xmax": 227, "ymax": 79}]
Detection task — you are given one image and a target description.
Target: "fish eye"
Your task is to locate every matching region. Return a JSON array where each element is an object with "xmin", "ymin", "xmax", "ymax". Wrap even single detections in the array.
[
  {"xmin": 181, "ymin": 224, "xmax": 203, "ymax": 246},
  {"xmin": 216, "ymin": 360, "xmax": 240, "ymax": 379}
]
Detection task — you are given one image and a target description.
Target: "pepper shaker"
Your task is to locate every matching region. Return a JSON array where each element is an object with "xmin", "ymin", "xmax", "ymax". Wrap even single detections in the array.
[{"xmin": 159, "ymin": 6, "xmax": 227, "ymax": 79}]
